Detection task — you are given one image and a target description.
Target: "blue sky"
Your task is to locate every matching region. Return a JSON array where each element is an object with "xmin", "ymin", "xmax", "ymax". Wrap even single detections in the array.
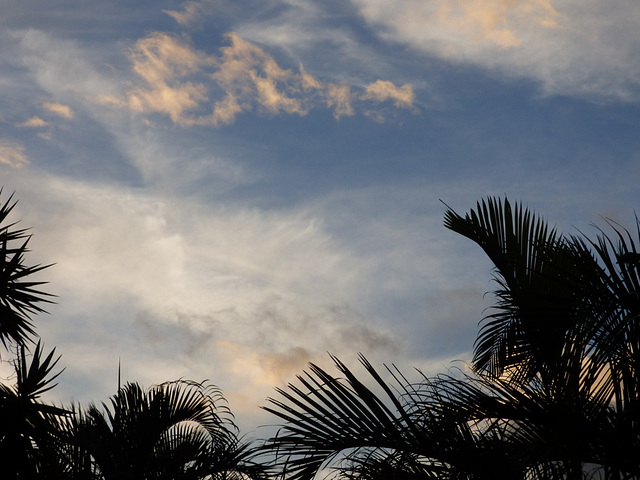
[{"xmin": 1, "ymin": 0, "xmax": 639, "ymax": 433}]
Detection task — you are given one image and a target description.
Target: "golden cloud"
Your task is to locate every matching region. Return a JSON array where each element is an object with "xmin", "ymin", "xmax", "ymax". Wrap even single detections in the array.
[
  {"xmin": 326, "ymin": 84, "xmax": 354, "ymax": 119},
  {"xmin": 43, "ymin": 101, "xmax": 74, "ymax": 119},
  {"xmin": 357, "ymin": 0, "xmax": 560, "ymax": 50},
  {"xmin": 219, "ymin": 341, "xmax": 314, "ymax": 387},
  {"xmin": 127, "ymin": 33, "xmax": 214, "ymax": 124},
  {"xmin": 125, "ymin": 31, "xmax": 416, "ymax": 126},
  {"xmin": 362, "ymin": 80, "xmax": 415, "ymax": 108}
]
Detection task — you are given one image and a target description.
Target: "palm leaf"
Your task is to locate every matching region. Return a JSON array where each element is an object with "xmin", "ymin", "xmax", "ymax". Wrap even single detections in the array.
[
  {"xmin": 443, "ymin": 198, "xmax": 591, "ymax": 384},
  {"xmin": 0, "ymin": 191, "xmax": 54, "ymax": 348}
]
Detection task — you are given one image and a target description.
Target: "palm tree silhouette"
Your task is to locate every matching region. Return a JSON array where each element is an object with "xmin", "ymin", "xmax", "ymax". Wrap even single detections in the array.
[
  {"xmin": 53, "ymin": 379, "xmax": 265, "ymax": 480},
  {"xmin": 0, "ymin": 342, "xmax": 68, "ymax": 478},
  {"xmin": 0, "ymin": 190, "xmax": 66, "ymax": 478},
  {"xmin": 262, "ymin": 197, "xmax": 640, "ymax": 480},
  {"xmin": 0, "ymin": 191, "xmax": 53, "ymax": 350},
  {"xmin": 0, "ymin": 192, "xmax": 265, "ymax": 479}
]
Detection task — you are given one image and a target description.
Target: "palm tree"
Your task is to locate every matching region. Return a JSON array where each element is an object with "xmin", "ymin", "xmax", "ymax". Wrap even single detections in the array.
[
  {"xmin": 261, "ymin": 197, "xmax": 640, "ymax": 480},
  {"xmin": 0, "ymin": 190, "xmax": 53, "ymax": 350},
  {"xmin": 0, "ymin": 341, "xmax": 68, "ymax": 478},
  {"xmin": 0, "ymin": 189, "xmax": 65, "ymax": 478},
  {"xmin": 443, "ymin": 198, "xmax": 640, "ymax": 478},
  {"xmin": 54, "ymin": 379, "xmax": 265, "ymax": 480},
  {"xmin": 0, "ymin": 192, "xmax": 266, "ymax": 479}
]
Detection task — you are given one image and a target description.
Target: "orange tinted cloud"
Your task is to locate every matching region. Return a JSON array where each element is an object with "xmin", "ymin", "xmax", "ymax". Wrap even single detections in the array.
[
  {"xmin": 325, "ymin": 84, "xmax": 354, "ymax": 119},
  {"xmin": 43, "ymin": 101, "xmax": 74, "ymax": 119},
  {"xmin": 125, "ymin": 32, "xmax": 415, "ymax": 126},
  {"xmin": 127, "ymin": 33, "xmax": 213, "ymax": 123},
  {"xmin": 362, "ymin": 80, "xmax": 415, "ymax": 108}
]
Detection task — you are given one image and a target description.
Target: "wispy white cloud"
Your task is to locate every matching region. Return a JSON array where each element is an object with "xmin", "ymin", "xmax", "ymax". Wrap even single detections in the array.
[
  {"xmin": 352, "ymin": 0, "xmax": 640, "ymax": 100},
  {"xmin": 16, "ymin": 29, "xmax": 127, "ymax": 121},
  {"xmin": 12, "ymin": 174, "xmax": 411, "ymax": 423},
  {"xmin": 0, "ymin": 139, "xmax": 29, "ymax": 168}
]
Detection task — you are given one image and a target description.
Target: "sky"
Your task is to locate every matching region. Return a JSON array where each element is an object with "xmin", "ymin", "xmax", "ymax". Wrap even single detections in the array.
[{"xmin": 1, "ymin": 0, "xmax": 640, "ymax": 435}]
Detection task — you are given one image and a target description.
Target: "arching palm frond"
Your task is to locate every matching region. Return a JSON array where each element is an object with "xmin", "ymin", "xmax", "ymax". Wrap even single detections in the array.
[
  {"xmin": 265, "ymin": 198, "xmax": 640, "ymax": 480},
  {"xmin": 262, "ymin": 355, "xmax": 549, "ymax": 480},
  {"xmin": 70, "ymin": 379, "xmax": 260, "ymax": 480},
  {"xmin": 262, "ymin": 354, "xmax": 419, "ymax": 480},
  {"xmin": 443, "ymin": 197, "xmax": 586, "ymax": 381}
]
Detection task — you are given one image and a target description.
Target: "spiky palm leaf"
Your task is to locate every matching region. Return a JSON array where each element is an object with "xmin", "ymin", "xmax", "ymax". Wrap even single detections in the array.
[
  {"xmin": 0, "ymin": 191, "xmax": 54, "ymax": 348},
  {"xmin": 0, "ymin": 342, "xmax": 69, "ymax": 477}
]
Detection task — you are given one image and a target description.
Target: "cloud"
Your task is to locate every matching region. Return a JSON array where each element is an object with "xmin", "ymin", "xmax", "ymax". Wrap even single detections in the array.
[
  {"xmin": 431, "ymin": 0, "xmax": 558, "ymax": 49},
  {"xmin": 125, "ymin": 31, "xmax": 416, "ymax": 126},
  {"xmin": 43, "ymin": 101, "xmax": 74, "ymax": 119},
  {"xmin": 258, "ymin": 347, "xmax": 312, "ymax": 385},
  {"xmin": 17, "ymin": 116, "xmax": 49, "ymax": 128},
  {"xmin": 354, "ymin": 0, "xmax": 559, "ymax": 50},
  {"xmin": 127, "ymin": 33, "xmax": 214, "ymax": 123},
  {"xmin": 362, "ymin": 80, "xmax": 415, "ymax": 108},
  {"xmin": 0, "ymin": 139, "xmax": 29, "ymax": 168},
  {"xmin": 210, "ymin": 33, "xmax": 307, "ymax": 120},
  {"xmin": 326, "ymin": 84, "xmax": 354, "ymax": 119},
  {"xmin": 353, "ymin": 0, "xmax": 640, "ymax": 100},
  {"xmin": 163, "ymin": 1, "xmax": 208, "ymax": 27},
  {"xmin": 17, "ymin": 29, "xmax": 125, "ymax": 111},
  {"xmin": 12, "ymin": 174, "xmax": 408, "ymax": 418}
]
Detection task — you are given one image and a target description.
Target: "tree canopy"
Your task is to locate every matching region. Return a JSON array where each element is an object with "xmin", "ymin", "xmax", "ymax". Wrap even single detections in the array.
[
  {"xmin": 262, "ymin": 198, "xmax": 640, "ymax": 480},
  {"xmin": 2, "ymin": 193, "xmax": 639, "ymax": 479}
]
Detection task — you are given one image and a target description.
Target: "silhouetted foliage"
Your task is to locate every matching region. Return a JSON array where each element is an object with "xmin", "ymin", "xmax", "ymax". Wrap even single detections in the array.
[
  {"xmin": 3, "ymin": 190, "xmax": 640, "ymax": 479},
  {"xmin": 262, "ymin": 198, "xmax": 640, "ymax": 480},
  {"xmin": 49, "ymin": 380, "xmax": 266, "ymax": 480},
  {"xmin": 0, "ymin": 191, "xmax": 53, "ymax": 350},
  {"xmin": 0, "ymin": 342, "xmax": 68, "ymax": 478},
  {"xmin": 0, "ymin": 190, "xmax": 265, "ymax": 479}
]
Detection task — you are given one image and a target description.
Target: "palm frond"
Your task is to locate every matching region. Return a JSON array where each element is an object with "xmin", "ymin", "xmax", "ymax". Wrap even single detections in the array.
[
  {"xmin": 444, "ymin": 198, "xmax": 598, "ymax": 387},
  {"xmin": 0, "ymin": 191, "xmax": 54, "ymax": 348},
  {"xmin": 69, "ymin": 378, "xmax": 257, "ymax": 479}
]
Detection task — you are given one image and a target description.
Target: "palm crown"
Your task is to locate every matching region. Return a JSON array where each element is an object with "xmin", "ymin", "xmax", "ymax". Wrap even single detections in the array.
[{"xmin": 262, "ymin": 197, "xmax": 640, "ymax": 480}]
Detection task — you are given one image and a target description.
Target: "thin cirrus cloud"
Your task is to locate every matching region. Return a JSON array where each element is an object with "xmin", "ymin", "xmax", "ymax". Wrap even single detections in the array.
[
  {"xmin": 14, "ymin": 172, "xmax": 405, "ymax": 423},
  {"xmin": 125, "ymin": 31, "xmax": 416, "ymax": 126},
  {"xmin": 352, "ymin": 0, "xmax": 640, "ymax": 99},
  {"xmin": 0, "ymin": 139, "xmax": 29, "ymax": 168},
  {"xmin": 162, "ymin": 1, "xmax": 208, "ymax": 28}
]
